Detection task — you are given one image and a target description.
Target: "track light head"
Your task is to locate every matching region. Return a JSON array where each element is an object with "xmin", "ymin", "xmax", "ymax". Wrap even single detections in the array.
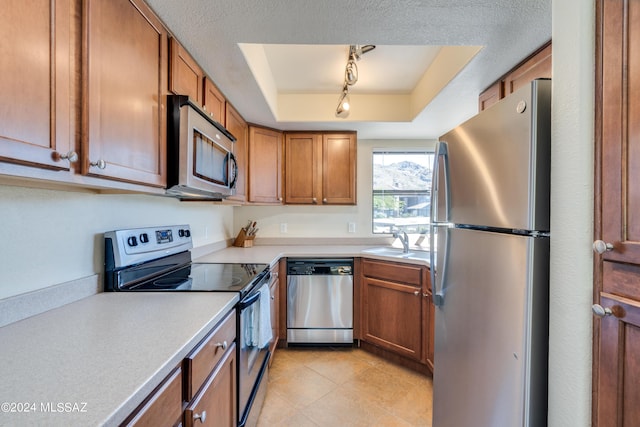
[{"xmin": 335, "ymin": 89, "xmax": 351, "ymax": 118}]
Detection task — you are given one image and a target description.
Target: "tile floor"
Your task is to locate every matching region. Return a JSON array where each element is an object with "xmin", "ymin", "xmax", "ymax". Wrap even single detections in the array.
[{"xmin": 257, "ymin": 346, "xmax": 433, "ymax": 426}]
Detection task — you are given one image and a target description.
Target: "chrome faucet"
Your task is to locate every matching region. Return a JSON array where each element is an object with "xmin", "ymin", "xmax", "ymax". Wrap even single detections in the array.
[{"xmin": 393, "ymin": 231, "xmax": 410, "ymax": 253}]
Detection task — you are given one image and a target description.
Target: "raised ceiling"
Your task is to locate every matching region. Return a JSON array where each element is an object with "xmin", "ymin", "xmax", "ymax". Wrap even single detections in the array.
[{"xmin": 145, "ymin": 0, "xmax": 551, "ymax": 139}]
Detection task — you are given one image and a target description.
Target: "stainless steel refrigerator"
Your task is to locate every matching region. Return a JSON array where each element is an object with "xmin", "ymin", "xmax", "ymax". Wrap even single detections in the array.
[{"xmin": 429, "ymin": 79, "xmax": 551, "ymax": 427}]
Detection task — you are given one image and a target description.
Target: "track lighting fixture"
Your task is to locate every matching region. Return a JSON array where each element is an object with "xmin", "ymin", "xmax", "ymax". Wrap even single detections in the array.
[{"xmin": 335, "ymin": 44, "xmax": 375, "ymax": 118}]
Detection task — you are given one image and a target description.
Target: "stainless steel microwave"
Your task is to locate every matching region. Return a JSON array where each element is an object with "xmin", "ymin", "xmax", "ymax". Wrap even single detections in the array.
[{"xmin": 166, "ymin": 95, "xmax": 237, "ymax": 201}]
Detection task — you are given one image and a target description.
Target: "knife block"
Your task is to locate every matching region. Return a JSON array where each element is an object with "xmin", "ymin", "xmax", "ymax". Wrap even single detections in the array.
[{"xmin": 233, "ymin": 228, "xmax": 255, "ymax": 248}]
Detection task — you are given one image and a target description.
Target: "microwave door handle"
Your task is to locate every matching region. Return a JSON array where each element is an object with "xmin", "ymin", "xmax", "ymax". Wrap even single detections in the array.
[{"xmin": 228, "ymin": 152, "xmax": 238, "ymax": 189}]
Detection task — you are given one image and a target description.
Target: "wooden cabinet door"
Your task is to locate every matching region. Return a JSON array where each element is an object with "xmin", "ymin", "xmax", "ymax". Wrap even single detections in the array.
[
  {"xmin": 595, "ymin": 1, "xmax": 640, "ymax": 425},
  {"xmin": 123, "ymin": 368, "xmax": 183, "ymax": 427},
  {"xmin": 322, "ymin": 133, "xmax": 357, "ymax": 204},
  {"xmin": 268, "ymin": 268, "xmax": 279, "ymax": 363},
  {"xmin": 284, "ymin": 133, "xmax": 322, "ymax": 204},
  {"xmin": 362, "ymin": 276, "xmax": 423, "ymax": 361},
  {"xmin": 225, "ymin": 103, "xmax": 247, "ymax": 202},
  {"xmin": 185, "ymin": 343, "xmax": 237, "ymax": 427},
  {"xmin": 0, "ymin": 0, "xmax": 74, "ymax": 170},
  {"xmin": 595, "ymin": 294, "xmax": 640, "ymax": 427},
  {"xmin": 503, "ymin": 43, "xmax": 552, "ymax": 96},
  {"xmin": 83, "ymin": 0, "xmax": 167, "ymax": 187},
  {"xmin": 169, "ymin": 38, "xmax": 203, "ymax": 104},
  {"xmin": 248, "ymin": 126, "xmax": 282, "ymax": 203},
  {"xmin": 478, "ymin": 81, "xmax": 503, "ymax": 112},
  {"xmin": 203, "ymin": 78, "xmax": 226, "ymax": 124}
]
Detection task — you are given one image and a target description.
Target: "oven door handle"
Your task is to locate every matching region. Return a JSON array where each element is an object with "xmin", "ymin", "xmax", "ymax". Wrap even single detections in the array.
[{"xmin": 238, "ymin": 290, "xmax": 261, "ymax": 309}]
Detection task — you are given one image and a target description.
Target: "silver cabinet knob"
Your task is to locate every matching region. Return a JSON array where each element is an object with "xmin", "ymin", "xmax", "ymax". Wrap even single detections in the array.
[
  {"xmin": 593, "ymin": 240, "xmax": 614, "ymax": 254},
  {"xmin": 271, "ymin": 295, "xmax": 275, "ymax": 300},
  {"xmin": 592, "ymin": 304, "xmax": 613, "ymax": 318},
  {"xmin": 323, "ymin": 198, "xmax": 328, "ymax": 203},
  {"xmin": 312, "ymin": 197, "xmax": 317, "ymax": 203},
  {"xmin": 90, "ymin": 159, "xmax": 107, "ymax": 169},
  {"xmin": 215, "ymin": 340, "xmax": 228, "ymax": 351},
  {"xmin": 55, "ymin": 151, "xmax": 78, "ymax": 163},
  {"xmin": 194, "ymin": 411, "xmax": 207, "ymax": 423},
  {"xmin": 423, "ymin": 292, "xmax": 429, "ymax": 297},
  {"xmin": 413, "ymin": 290, "xmax": 420, "ymax": 296}
]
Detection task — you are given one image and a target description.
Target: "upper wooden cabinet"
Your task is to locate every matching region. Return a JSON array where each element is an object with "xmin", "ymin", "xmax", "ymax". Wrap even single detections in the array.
[
  {"xmin": 83, "ymin": 0, "xmax": 167, "ymax": 187},
  {"xmin": 284, "ymin": 132, "xmax": 357, "ymax": 205},
  {"xmin": 248, "ymin": 126, "xmax": 283, "ymax": 204},
  {"xmin": 479, "ymin": 41, "xmax": 552, "ymax": 111},
  {"xmin": 203, "ymin": 78, "xmax": 226, "ymax": 124},
  {"xmin": 225, "ymin": 103, "xmax": 248, "ymax": 202},
  {"xmin": 0, "ymin": 0, "xmax": 74, "ymax": 171},
  {"xmin": 169, "ymin": 37, "xmax": 204, "ymax": 105}
]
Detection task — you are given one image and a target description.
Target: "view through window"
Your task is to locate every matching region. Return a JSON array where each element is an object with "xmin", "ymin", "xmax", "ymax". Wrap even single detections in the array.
[{"xmin": 372, "ymin": 151, "xmax": 434, "ymax": 242}]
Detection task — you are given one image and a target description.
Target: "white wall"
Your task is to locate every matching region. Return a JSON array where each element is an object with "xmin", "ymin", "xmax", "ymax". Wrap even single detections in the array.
[
  {"xmin": 0, "ymin": 184, "xmax": 234, "ymax": 300},
  {"xmin": 233, "ymin": 139, "xmax": 437, "ymax": 237},
  {"xmin": 549, "ymin": 0, "xmax": 594, "ymax": 425}
]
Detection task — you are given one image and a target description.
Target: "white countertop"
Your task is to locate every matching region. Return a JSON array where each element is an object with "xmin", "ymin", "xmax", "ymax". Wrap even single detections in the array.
[
  {"xmin": 194, "ymin": 244, "xmax": 431, "ymax": 267},
  {"xmin": 0, "ymin": 292, "xmax": 238, "ymax": 426},
  {"xmin": 0, "ymin": 243, "xmax": 428, "ymax": 426}
]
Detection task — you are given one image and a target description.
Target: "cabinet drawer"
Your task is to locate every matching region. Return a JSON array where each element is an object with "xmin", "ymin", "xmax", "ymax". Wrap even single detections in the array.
[
  {"xmin": 123, "ymin": 367, "xmax": 182, "ymax": 427},
  {"xmin": 184, "ymin": 310, "xmax": 236, "ymax": 400},
  {"xmin": 185, "ymin": 343, "xmax": 237, "ymax": 427},
  {"xmin": 362, "ymin": 259, "xmax": 422, "ymax": 286}
]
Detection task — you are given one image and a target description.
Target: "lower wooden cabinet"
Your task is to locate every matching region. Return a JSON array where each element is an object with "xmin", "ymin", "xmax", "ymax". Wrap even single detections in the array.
[
  {"xmin": 268, "ymin": 263, "xmax": 280, "ymax": 364},
  {"xmin": 361, "ymin": 259, "xmax": 433, "ymax": 371},
  {"xmin": 123, "ymin": 309, "xmax": 237, "ymax": 427},
  {"xmin": 122, "ymin": 367, "xmax": 183, "ymax": 427},
  {"xmin": 184, "ymin": 343, "xmax": 237, "ymax": 427}
]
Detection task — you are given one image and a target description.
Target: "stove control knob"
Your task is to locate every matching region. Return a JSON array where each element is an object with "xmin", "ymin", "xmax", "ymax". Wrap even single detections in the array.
[
  {"xmin": 139, "ymin": 233, "xmax": 149, "ymax": 244},
  {"xmin": 184, "ymin": 229, "xmax": 191, "ymax": 237},
  {"xmin": 178, "ymin": 229, "xmax": 185, "ymax": 237},
  {"xmin": 127, "ymin": 236, "xmax": 138, "ymax": 247}
]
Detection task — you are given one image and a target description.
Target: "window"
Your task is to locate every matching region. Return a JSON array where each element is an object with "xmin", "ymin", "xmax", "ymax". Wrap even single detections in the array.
[{"xmin": 372, "ymin": 151, "xmax": 434, "ymax": 240}]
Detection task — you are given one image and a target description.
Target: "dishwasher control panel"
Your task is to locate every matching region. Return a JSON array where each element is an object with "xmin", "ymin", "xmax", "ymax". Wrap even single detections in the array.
[{"xmin": 287, "ymin": 258, "xmax": 353, "ymax": 275}]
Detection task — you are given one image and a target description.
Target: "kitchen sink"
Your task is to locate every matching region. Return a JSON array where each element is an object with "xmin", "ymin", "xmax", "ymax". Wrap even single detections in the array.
[{"xmin": 361, "ymin": 247, "xmax": 430, "ymax": 260}]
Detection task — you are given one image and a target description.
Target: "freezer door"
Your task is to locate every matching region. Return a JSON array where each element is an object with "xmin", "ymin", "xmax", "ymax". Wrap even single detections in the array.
[
  {"xmin": 439, "ymin": 79, "xmax": 551, "ymax": 231},
  {"xmin": 433, "ymin": 227, "xmax": 549, "ymax": 427}
]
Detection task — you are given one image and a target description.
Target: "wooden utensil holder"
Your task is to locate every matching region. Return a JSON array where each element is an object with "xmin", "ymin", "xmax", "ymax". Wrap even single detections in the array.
[{"xmin": 233, "ymin": 228, "xmax": 255, "ymax": 248}]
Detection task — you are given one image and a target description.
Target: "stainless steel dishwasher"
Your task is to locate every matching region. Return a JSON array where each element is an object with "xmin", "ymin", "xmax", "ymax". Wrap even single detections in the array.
[{"xmin": 287, "ymin": 258, "xmax": 354, "ymax": 344}]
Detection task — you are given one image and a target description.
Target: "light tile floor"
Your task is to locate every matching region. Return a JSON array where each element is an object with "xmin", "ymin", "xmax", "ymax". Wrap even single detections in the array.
[{"xmin": 258, "ymin": 346, "xmax": 433, "ymax": 427}]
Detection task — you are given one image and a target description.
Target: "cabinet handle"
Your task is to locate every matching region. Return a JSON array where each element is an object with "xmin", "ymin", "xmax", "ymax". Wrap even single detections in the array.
[
  {"xmin": 193, "ymin": 411, "xmax": 207, "ymax": 423},
  {"xmin": 90, "ymin": 159, "xmax": 107, "ymax": 169},
  {"xmin": 592, "ymin": 240, "xmax": 614, "ymax": 254},
  {"xmin": 215, "ymin": 340, "xmax": 228, "ymax": 351},
  {"xmin": 312, "ymin": 197, "xmax": 317, "ymax": 204},
  {"xmin": 54, "ymin": 151, "xmax": 78, "ymax": 163},
  {"xmin": 271, "ymin": 295, "xmax": 275, "ymax": 300},
  {"xmin": 592, "ymin": 304, "xmax": 613, "ymax": 318},
  {"xmin": 278, "ymin": 197, "xmax": 283, "ymax": 202},
  {"xmin": 413, "ymin": 290, "xmax": 420, "ymax": 296},
  {"xmin": 423, "ymin": 292, "xmax": 429, "ymax": 297},
  {"xmin": 323, "ymin": 198, "xmax": 328, "ymax": 203}
]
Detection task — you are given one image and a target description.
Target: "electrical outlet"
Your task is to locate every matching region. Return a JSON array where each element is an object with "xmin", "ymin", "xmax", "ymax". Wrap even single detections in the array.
[
  {"xmin": 280, "ymin": 223, "xmax": 288, "ymax": 233},
  {"xmin": 348, "ymin": 222, "xmax": 356, "ymax": 233}
]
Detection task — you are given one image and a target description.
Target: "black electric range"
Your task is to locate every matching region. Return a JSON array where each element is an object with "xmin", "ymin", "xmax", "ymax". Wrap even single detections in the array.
[
  {"xmin": 103, "ymin": 224, "xmax": 272, "ymax": 427},
  {"xmin": 104, "ymin": 224, "xmax": 268, "ymax": 297}
]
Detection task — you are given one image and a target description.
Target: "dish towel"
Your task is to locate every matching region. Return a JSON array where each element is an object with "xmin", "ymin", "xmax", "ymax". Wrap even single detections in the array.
[{"xmin": 258, "ymin": 282, "xmax": 273, "ymax": 348}]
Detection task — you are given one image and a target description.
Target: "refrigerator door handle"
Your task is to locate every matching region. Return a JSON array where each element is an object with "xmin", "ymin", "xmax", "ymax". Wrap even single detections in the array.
[
  {"xmin": 431, "ymin": 141, "xmax": 450, "ymax": 224},
  {"xmin": 430, "ymin": 223, "xmax": 449, "ymax": 307}
]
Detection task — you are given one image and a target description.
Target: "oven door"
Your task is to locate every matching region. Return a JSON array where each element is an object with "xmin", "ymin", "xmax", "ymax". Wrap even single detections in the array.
[{"xmin": 237, "ymin": 279, "xmax": 271, "ymax": 426}]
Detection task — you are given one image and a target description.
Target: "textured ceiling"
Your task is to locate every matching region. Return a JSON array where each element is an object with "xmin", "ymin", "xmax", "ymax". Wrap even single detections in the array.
[{"xmin": 145, "ymin": 0, "xmax": 551, "ymax": 139}]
